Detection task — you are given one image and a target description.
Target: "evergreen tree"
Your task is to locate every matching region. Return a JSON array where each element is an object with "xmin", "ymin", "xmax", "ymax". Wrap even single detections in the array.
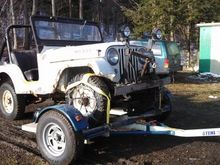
[{"xmin": 123, "ymin": 0, "xmax": 220, "ymax": 65}]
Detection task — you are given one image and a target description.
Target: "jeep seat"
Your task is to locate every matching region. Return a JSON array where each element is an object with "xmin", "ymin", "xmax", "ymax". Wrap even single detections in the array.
[{"xmin": 11, "ymin": 50, "xmax": 39, "ymax": 81}]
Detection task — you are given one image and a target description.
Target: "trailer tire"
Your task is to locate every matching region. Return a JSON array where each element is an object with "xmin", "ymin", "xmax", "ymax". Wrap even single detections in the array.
[
  {"xmin": 66, "ymin": 74, "xmax": 109, "ymax": 124},
  {"xmin": 0, "ymin": 82, "xmax": 25, "ymax": 120},
  {"xmin": 36, "ymin": 111, "xmax": 84, "ymax": 165}
]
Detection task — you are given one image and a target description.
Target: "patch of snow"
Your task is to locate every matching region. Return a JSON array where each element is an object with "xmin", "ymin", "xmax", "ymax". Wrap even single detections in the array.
[
  {"xmin": 193, "ymin": 65, "xmax": 199, "ymax": 72},
  {"xmin": 200, "ymin": 72, "xmax": 220, "ymax": 78},
  {"xmin": 208, "ymin": 95, "xmax": 218, "ymax": 99},
  {"xmin": 187, "ymin": 72, "xmax": 220, "ymax": 82}
]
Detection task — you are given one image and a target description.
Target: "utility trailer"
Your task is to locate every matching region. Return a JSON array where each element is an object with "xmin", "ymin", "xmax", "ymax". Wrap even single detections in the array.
[
  {"xmin": 22, "ymin": 103, "xmax": 220, "ymax": 165},
  {"xmin": 21, "ymin": 72, "xmax": 220, "ymax": 165}
]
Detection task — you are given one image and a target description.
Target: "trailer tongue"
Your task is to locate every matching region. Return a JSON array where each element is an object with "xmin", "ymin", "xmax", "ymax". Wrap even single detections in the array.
[{"xmin": 22, "ymin": 112, "xmax": 220, "ymax": 138}]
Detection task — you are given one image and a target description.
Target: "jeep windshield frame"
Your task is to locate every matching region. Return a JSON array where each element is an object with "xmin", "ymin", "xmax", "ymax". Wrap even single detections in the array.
[{"xmin": 30, "ymin": 15, "xmax": 103, "ymax": 48}]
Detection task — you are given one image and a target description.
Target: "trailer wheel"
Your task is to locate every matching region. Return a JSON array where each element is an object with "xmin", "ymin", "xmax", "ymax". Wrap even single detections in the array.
[
  {"xmin": 0, "ymin": 82, "xmax": 25, "ymax": 120},
  {"xmin": 36, "ymin": 111, "xmax": 84, "ymax": 165},
  {"xmin": 66, "ymin": 74, "xmax": 109, "ymax": 124}
]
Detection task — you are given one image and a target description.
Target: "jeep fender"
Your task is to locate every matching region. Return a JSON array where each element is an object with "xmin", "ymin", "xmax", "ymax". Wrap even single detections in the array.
[
  {"xmin": 34, "ymin": 104, "xmax": 89, "ymax": 131},
  {"xmin": 0, "ymin": 64, "xmax": 31, "ymax": 93},
  {"xmin": 53, "ymin": 58, "xmax": 120, "ymax": 92},
  {"xmin": 85, "ymin": 58, "xmax": 120, "ymax": 82}
]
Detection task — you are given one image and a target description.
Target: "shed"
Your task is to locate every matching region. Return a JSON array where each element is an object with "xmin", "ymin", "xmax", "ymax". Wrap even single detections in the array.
[{"xmin": 197, "ymin": 23, "xmax": 220, "ymax": 74}]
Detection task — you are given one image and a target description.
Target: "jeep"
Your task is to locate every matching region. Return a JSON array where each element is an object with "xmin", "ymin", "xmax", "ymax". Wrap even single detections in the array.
[{"xmin": 0, "ymin": 16, "xmax": 171, "ymax": 124}]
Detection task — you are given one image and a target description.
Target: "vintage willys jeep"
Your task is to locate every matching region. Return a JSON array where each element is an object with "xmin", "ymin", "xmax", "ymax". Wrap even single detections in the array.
[{"xmin": 0, "ymin": 15, "xmax": 171, "ymax": 123}]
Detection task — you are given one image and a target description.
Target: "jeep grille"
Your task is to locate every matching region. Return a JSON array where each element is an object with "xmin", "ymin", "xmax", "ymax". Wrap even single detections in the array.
[{"xmin": 117, "ymin": 48, "xmax": 139, "ymax": 83}]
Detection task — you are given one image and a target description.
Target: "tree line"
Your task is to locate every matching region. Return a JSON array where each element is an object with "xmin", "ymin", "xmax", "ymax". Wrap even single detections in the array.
[
  {"xmin": 0, "ymin": 0, "xmax": 220, "ymax": 66},
  {"xmin": 121, "ymin": 0, "xmax": 220, "ymax": 65},
  {"xmin": 0, "ymin": 0, "xmax": 125, "ymax": 40}
]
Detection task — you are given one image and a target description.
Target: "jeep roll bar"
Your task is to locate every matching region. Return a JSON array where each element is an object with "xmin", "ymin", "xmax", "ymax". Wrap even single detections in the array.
[{"xmin": 5, "ymin": 25, "xmax": 32, "ymax": 63}]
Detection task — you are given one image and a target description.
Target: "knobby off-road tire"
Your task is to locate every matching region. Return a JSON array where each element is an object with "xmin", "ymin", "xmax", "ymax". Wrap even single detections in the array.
[
  {"xmin": 0, "ymin": 82, "xmax": 25, "ymax": 120},
  {"xmin": 36, "ymin": 111, "xmax": 84, "ymax": 165},
  {"xmin": 66, "ymin": 74, "xmax": 109, "ymax": 124}
]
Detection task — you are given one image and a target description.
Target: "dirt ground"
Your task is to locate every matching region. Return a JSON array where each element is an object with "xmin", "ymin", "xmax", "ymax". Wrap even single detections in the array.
[{"xmin": 1, "ymin": 71, "xmax": 220, "ymax": 165}]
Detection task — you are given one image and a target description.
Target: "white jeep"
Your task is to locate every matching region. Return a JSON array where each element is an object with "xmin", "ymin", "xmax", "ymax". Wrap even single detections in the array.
[{"xmin": 0, "ymin": 16, "xmax": 171, "ymax": 123}]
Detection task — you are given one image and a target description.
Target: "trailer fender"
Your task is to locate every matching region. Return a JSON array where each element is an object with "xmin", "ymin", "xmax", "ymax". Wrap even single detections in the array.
[{"xmin": 34, "ymin": 104, "xmax": 89, "ymax": 131}]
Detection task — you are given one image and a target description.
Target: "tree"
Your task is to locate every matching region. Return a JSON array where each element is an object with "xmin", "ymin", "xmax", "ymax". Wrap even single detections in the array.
[
  {"xmin": 123, "ymin": 0, "xmax": 220, "ymax": 66},
  {"xmin": 69, "ymin": 0, "xmax": 72, "ymax": 17},
  {"xmin": 79, "ymin": 0, "xmax": 83, "ymax": 19},
  {"xmin": 32, "ymin": 0, "xmax": 38, "ymax": 15},
  {"xmin": 10, "ymin": 0, "xmax": 17, "ymax": 49},
  {"xmin": 51, "ymin": 0, "xmax": 56, "ymax": 16},
  {"xmin": 23, "ymin": 0, "xmax": 29, "ymax": 49}
]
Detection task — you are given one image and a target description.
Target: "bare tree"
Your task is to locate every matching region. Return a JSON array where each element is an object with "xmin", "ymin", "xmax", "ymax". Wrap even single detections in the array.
[
  {"xmin": 32, "ymin": 0, "xmax": 38, "ymax": 15},
  {"xmin": 69, "ymin": 0, "xmax": 72, "ymax": 17},
  {"xmin": 10, "ymin": 0, "xmax": 17, "ymax": 49},
  {"xmin": 23, "ymin": 0, "xmax": 30, "ymax": 49},
  {"xmin": 79, "ymin": 0, "xmax": 83, "ymax": 19},
  {"xmin": 51, "ymin": 0, "xmax": 56, "ymax": 16},
  {"xmin": 0, "ymin": 0, "xmax": 8, "ymax": 16}
]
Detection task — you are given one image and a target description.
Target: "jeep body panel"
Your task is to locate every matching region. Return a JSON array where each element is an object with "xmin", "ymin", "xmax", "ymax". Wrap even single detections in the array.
[{"xmin": 0, "ymin": 64, "xmax": 36, "ymax": 94}]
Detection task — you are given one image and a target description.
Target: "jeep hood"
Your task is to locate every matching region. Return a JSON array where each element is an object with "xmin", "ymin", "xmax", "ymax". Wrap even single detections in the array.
[{"xmin": 40, "ymin": 42, "xmax": 126, "ymax": 62}]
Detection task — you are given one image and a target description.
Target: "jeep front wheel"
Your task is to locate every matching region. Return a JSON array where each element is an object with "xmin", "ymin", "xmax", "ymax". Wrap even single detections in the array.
[
  {"xmin": 66, "ymin": 75, "xmax": 109, "ymax": 123},
  {"xmin": 0, "ymin": 82, "xmax": 25, "ymax": 120}
]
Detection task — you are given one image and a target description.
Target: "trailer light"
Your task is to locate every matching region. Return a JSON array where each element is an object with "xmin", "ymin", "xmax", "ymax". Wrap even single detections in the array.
[{"xmin": 75, "ymin": 115, "xmax": 83, "ymax": 122}]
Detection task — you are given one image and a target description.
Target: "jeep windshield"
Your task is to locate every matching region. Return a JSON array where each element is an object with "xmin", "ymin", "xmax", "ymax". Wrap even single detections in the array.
[{"xmin": 31, "ymin": 16, "xmax": 103, "ymax": 47}]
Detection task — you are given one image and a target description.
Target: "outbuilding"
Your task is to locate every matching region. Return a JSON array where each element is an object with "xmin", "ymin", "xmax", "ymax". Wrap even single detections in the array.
[{"xmin": 197, "ymin": 23, "xmax": 220, "ymax": 74}]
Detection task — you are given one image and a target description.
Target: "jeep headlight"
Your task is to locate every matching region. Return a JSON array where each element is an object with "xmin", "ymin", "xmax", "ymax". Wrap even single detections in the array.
[
  {"xmin": 123, "ymin": 26, "xmax": 131, "ymax": 37},
  {"xmin": 152, "ymin": 28, "xmax": 162, "ymax": 40},
  {"xmin": 107, "ymin": 48, "xmax": 119, "ymax": 65}
]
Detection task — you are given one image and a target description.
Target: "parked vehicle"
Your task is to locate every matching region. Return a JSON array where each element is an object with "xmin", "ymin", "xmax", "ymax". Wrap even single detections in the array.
[
  {"xmin": 0, "ymin": 16, "xmax": 171, "ymax": 126},
  {"xmin": 130, "ymin": 39, "xmax": 182, "ymax": 82}
]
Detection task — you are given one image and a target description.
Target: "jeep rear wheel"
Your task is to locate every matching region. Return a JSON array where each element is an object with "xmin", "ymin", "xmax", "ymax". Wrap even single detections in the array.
[
  {"xmin": 66, "ymin": 75, "xmax": 109, "ymax": 124},
  {"xmin": 0, "ymin": 82, "xmax": 25, "ymax": 120}
]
